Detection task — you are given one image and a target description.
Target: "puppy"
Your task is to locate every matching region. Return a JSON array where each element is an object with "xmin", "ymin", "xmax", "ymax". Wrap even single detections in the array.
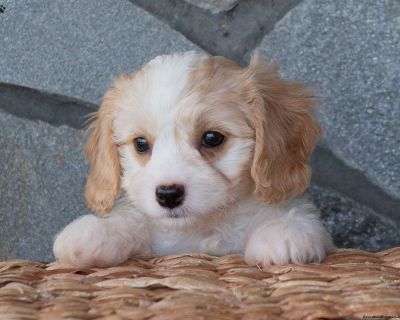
[{"xmin": 53, "ymin": 52, "xmax": 333, "ymax": 268}]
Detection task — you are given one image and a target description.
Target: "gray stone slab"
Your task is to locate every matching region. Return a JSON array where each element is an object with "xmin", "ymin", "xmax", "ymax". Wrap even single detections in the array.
[
  {"xmin": 309, "ymin": 185, "xmax": 400, "ymax": 252},
  {"xmin": 256, "ymin": 0, "xmax": 400, "ymax": 199},
  {"xmin": 132, "ymin": 0, "xmax": 301, "ymax": 61},
  {"xmin": 311, "ymin": 145, "xmax": 400, "ymax": 225},
  {"xmin": 0, "ymin": 111, "xmax": 90, "ymax": 261},
  {"xmin": 0, "ymin": 0, "xmax": 199, "ymax": 104}
]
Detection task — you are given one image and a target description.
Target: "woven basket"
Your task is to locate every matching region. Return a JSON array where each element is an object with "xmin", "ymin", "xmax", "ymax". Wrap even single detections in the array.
[{"xmin": 1, "ymin": 248, "xmax": 400, "ymax": 319}]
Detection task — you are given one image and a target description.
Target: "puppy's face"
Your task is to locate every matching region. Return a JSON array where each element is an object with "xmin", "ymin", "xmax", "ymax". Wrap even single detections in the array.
[{"xmin": 84, "ymin": 52, "xmax": 320, "ymax": 228}]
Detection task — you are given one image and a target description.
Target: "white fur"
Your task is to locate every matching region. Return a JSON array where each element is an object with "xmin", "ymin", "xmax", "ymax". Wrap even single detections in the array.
[
  {"xmin": 54, "ymin": 52, "xmax": 334, "ymax": 268},
  {"xmin": 54, "ymin": 198, "xmax": 333, "ymax": 268}
]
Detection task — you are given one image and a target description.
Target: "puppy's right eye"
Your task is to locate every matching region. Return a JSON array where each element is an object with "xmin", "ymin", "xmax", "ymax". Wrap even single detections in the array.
[{"xmin": 134, "ymin": 137, "xmax": 150, "ymax": 154}]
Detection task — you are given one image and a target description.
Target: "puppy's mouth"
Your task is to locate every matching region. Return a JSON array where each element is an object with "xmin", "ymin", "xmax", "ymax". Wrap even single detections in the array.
[
  {"xmin": 165, "ymin": 207, "xmax": 187, "ymax": 219},
  {"xmin": 166, "ymin": 210, "xmax": 184, "ymax": 219}
]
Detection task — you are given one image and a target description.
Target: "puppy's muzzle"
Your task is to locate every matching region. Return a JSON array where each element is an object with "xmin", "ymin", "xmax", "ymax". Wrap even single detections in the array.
[{"xmin": 155, "ymin": 184, "xmax": 185, "ymax": 209}]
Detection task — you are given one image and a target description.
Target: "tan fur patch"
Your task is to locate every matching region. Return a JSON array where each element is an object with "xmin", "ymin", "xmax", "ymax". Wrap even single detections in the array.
[
  {"xmin": 244, "ymin": 55, "xmax": 321, "ymax": 203},
  {"xmin": 182, "ymin": 55, "xmax": 320, "ymax": 204},
  {"xmin": 178, "ymin": 56, "xmax": 254, "ymax": 161},
  {"xmin": 84, "ymin": 76, "xmax": 131, "ymax": 215},
  {"xmin": 171, "ymin": 56, "xmax": 257, "ymax": 192}
]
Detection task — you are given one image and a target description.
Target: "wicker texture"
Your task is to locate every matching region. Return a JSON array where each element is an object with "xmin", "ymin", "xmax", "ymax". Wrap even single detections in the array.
[{"xmin": 1, "ymin": 248, "xmax": 400, "ymax": 319}]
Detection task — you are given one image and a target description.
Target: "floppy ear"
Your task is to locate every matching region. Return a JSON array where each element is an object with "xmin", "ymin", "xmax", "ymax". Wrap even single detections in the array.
[
  {"xmin": 246, "ymin": 56, "xmax": 321, "ymax": 204},
  {"xmin": 84, "ymin": 90, "xmax": 120, "ymax": 215}
]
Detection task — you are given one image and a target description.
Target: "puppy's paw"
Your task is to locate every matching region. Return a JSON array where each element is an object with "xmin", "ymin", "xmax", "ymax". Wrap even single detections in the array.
[
  {"xmin": 53, "ymin": 215, "xmax": 134, "ymax": 268},
  {"xmin": 244, "ymin": 212, "xmax": 333, "ymax": 267}
]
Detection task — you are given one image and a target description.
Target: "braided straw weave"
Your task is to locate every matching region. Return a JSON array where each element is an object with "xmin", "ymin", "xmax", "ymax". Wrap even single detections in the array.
[{"xmin": 1, "ymin": 248, "xmax": 400, "ymax": 319}]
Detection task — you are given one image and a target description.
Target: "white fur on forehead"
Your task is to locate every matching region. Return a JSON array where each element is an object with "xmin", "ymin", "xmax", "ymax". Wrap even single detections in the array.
[
  {"xmin": 145, "ymin": 51, "xmax": 208, "ymax": 110},
  {"xmin": 113, "ymin": 52, "xmax": 207, "ymax": 141}
]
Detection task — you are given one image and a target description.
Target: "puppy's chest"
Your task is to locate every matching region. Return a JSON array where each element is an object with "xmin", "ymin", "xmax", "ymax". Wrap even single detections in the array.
[{"xmin": 151, "ymin": 227, "xmax": 244, "ymax": 256}]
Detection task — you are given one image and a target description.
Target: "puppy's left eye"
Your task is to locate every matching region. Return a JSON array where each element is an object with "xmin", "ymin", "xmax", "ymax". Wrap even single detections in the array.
[{"xmin": 201, "ymin": 131, "xmax": 225, "ymax": 148}]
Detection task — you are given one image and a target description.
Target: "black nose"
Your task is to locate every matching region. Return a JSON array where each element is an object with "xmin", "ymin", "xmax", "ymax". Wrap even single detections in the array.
[{"xmin": 156, "ymin": 184, "xmax": 185, "ymax": 209}]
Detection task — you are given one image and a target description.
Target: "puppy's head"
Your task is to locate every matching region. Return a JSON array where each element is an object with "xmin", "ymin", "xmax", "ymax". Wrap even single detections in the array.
[{"xmin": 84, "ymin": 52, "xmax": 320, "ymax": 227}]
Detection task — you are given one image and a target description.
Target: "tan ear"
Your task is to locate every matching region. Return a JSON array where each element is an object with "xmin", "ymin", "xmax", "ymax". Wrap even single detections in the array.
[
  {"xmin": 84, "ymin": 91, "xmax": 120, "ymax": 215},
  {"xmin": 246, "ymin": 56, "xmax": 321, "ymax": 204}
]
